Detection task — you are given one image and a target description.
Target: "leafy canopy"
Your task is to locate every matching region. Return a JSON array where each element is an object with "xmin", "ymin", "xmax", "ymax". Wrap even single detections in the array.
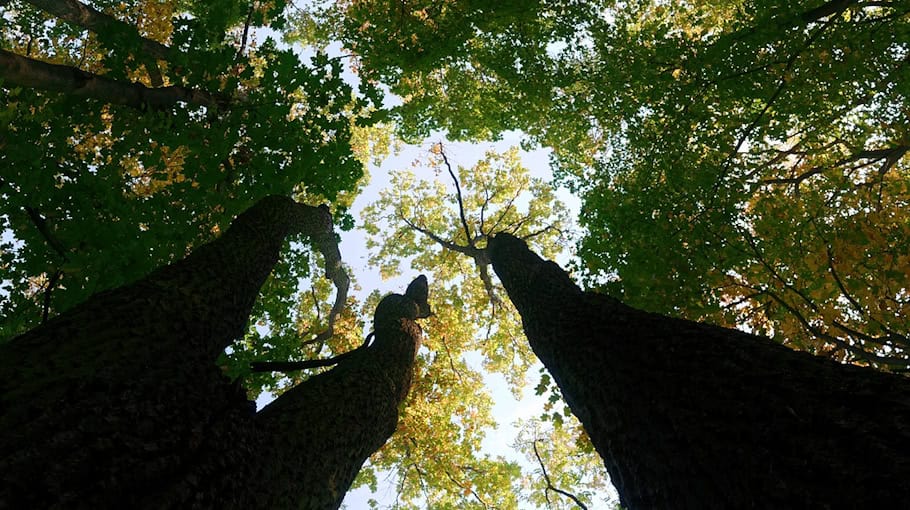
[
  {"xmin": 335, "ymin": 0, "xmax": 910, "ymax": 368},
  {"xmin": 356, "ymin": 144, "xmax": 609, "ymax": 508},
  {"xmin": 0, "ymin": 0, "xmax": 374, "ymax": 341}
]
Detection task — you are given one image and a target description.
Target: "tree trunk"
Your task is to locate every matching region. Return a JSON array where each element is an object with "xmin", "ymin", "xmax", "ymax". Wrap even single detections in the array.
[
  {"xmin": 0, "ymin": 195, "xmax": 420, "ymax": 509},
  {"xmin": 488, "ymin": 233, "xmax": 910, "ymax": 510}
]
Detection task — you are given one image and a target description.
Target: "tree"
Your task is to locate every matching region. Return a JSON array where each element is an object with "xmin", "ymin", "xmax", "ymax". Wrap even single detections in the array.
[
  {"xmin": 331, "ymin": 0, "xmax": 910, "ymax": 367},
  {"xmin": 1, "ymin": 0, "xmax": 374, "ymax": 341},
  {"xmin": 358, "ymin": 144, "xmax": 614, "ymax": 507},
  {"xmin": 0, "ymin": 195, "xmax": 424, "ymax": 509},
  {"xmin": 488, "ymin": 233, "xmax": 910, "ymax": 509}
]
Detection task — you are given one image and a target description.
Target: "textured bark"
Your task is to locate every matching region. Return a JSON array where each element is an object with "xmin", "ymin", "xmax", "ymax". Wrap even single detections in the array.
[
  {"xmin": 488, "ymin": 233, "xmax": 910, "ymax": 510},
  {"xmin": 0, "ymin": 49, "xmax": 225, "ymax": 110},
  {"xmin": 0, "ymin": 195, "xmax": 420, "ymax": 509}
]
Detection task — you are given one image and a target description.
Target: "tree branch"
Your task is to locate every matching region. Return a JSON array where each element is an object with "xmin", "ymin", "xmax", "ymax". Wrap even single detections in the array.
[
  {"xmin": 476, "ymin": 258, "xmax": 500, "ymax": 311},
  {"xmin": 743, "ymin": 233, "xmax": 818, "ymax": 312},
  {"xmin": 306, "ymin": 222, "xmax": 350, "ymax": 345},
  {"xmin": 236, "ymin": 4, "xmax": 255, "ymax": 61},
  {"xmin": 398, "ymin": 211, "xmax": 499, "ymax": 313},
  {"xmin": 0, "ymin": 49, "xmax": 229, "ymax": 111},
  {"xmin": 757, "ymin": 286, "xmax": 908, "ymax": 368},
  {"xmin": 250, "ymin": 347, "xmax": 359, "ymax": 373},
  {"xmin": 532, "ymin": 440, "xmax": 588, "ymax": 510},
  {"xmin": 440, "ymin": 335, "xmax": 466, "ymax": 383},
  {"xmin": 23, "ymin": 206, "xmax": 68, "ymax": 260},
  {"xmin": 41, "ymin": 270, "xmax": 63, "ymax": 324},
  {"xmin": 486, "ymin": 180, "xmax": 526, "ymax": 236},
  {"xmin": 443, "ymin": 469, "xmax": 489, "ymax": 509},
  {"xmin": 437, "ymin": 143, "xmax": 475, "ymax": 247},
  {"xmin": 398, "ymin": 212, "xmax": 480, "ymax": 258},
  {"xmin": 763, "ymin": 145, "xmax": 908, "ymax": 186},
  {"xmin": 709, "ymin": 17, "xmax": 836, "ymax": 204},
  {"xmin": 801, "ymin": 0, "xmax": 856, "ymax": 23}
]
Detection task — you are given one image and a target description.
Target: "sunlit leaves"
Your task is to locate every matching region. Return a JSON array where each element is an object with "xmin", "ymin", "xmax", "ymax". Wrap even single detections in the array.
[
  {"xmin": 359, "ymin": 339, "xmax": 522, "ymax": 509},
  {"xmin": 358, "ymin": 146, "xmax": 576, "ymax": 505},
  {"xmin": 363, "ymin": 146, "xmax": 570, "ymax": 384},
  {"xmin": 575, "ymin": 0, "xmax": 910, "ymax": 367}
]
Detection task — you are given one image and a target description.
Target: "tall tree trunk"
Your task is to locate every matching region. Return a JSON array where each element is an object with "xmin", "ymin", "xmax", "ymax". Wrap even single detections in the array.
[
  {"xmin": 488, "ymin": 233, "xmax": 910, "ymax": 510},
  {"xmin": 0, "ymin": 195, "xmax": 421, "ymax": 509}
]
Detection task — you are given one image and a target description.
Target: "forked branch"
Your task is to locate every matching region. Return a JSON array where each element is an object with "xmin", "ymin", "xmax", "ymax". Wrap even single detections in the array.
[{"xmin": 532, "ymin": 440, "xmax": 589, "ymax": 510}]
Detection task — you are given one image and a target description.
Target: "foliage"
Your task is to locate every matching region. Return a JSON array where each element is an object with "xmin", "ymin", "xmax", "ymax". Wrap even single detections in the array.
[
  {"xmin": 0, "ymin": 1, "xmax": 613, "ymax": 507},
  {"xmin": 354, "ymin": 144, "xmax": 601, "ymax": 506},
  {"xmin": 0, "ymin": 0, "xmax": 375, "ymax": 341},
  {"xmin": 335, "ymin": 0, "xmax": 910, "ymax": 368},
  {"xmin": 363, "ymin": 145, "xmax": 570, "ymax": 386}
]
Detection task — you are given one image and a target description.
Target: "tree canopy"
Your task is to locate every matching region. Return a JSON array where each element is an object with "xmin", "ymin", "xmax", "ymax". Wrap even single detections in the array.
[
  {"xmin": 0, "ymin": 0, "xmax": 373, "ymax": 341},
  {"xmin": 1, "ymin": 1, "xmax": 610, "ymax": 506},
  {"xmin": 3, "ymin": 0, "xmax": 909, "ymax": 508},
  {"xmin": 334, "ymin": 0, "xmax": 910, "ymax": 368}
]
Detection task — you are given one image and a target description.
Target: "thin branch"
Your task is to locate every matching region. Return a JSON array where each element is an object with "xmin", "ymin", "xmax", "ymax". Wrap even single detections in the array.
[
  {"xmin": 743, "ymin": 234, "xmax": 818, "ymax": 312},
  {"xmin": 250, "ymin": 332, "xmax": 373, "ymax": 373},
  {"xmin": 41, "ymin": 270, "xmax": 63, "ymax": 324},
  {"xmin": 23, "ymin": 206, "xmax": 69, "ymax": 260},
  {"xmin": 236, "ymin": 4, "xmax": 255, "ymax": 61},
  {"xmin": 757, "ymin": 286, "xmax": 908, "ymax": 367},
  {"xmin": 249, "ymin": 355, "xmax": 348, "ymax": 373},
  {"xmin": 440, "ymin": 335, "xmax": 465, "ymax": 383},
  {"xmin": 532, "ymin": 440, "xmax": 589, "ymax": 510},
  {"xmin": 307, "ymin": 227, "xmax": 350, "ymax": 345},
  {"xmin": 831, "ymin": 320, "xmax": 908, "ymax": 351},
  {"xmin": 813, "ymin": 221, "xmax": 908, "ymax": 345},
  {"xmin": 399, "ymin": 212, "xmax": 480, "ymax": 257},
  {"xmin": 487, "ymin": 180, "xmax": 526, "ymax": 236},
  {"xmin": 823, "ymin": 245, "xmax": 866, "ymax": 317},
  {"xmin": 710, "ymin": 17, "xmax": 836, "ymax": 203},
  {"xmin": 763, "ymin": 145, "xmax": 909, "ymax": 186},
  {"xmin": 478, "ymin": 178, "xmax": 494, "ymax": 235},
  {"xmin": 720, "ymin": 290, "xmax": 767, "ymax": 311},
  {"xmin": 443, "ymin": 469, "xmax": 490, "ymax": 509},
  {"xmin": 437, "ymin": 143, "xmax": 475, "ymax": 247},
  {"xmin": 519, "ymin": 223, "xmax": 560, "ymax": 241},
  {"xmin": 399, "ymin": 211, "xmax": 500, "ymax": 313}
]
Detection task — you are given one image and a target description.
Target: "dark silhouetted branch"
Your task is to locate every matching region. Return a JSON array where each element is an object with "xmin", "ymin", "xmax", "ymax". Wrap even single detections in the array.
[
  {"xmin": 532, "ymin": 440, "xmax": 588, "ymax": 510},
  {"xmin": 0, "ymin": 49, "xmax": 228, "ymax": 111}
]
